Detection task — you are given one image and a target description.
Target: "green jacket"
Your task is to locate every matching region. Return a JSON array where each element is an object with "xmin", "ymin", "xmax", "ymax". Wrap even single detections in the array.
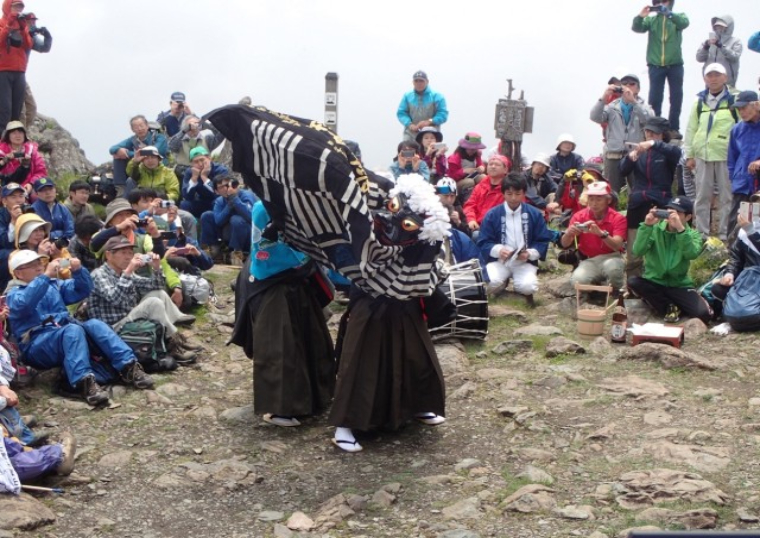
[
  {"xmin": 126, "ymin": 160, "xmax": 180, "ymax": 201},
  {"xmin": 683, "ymin": 87, "xmax": 738, "ymax": 162},
  {"xmin": 633, "ymin": 220, "xmax": 702, "ymax": 288},
  {"xmin": 632, "ymin": 3, "xmax": 689, "ymax": 67}
]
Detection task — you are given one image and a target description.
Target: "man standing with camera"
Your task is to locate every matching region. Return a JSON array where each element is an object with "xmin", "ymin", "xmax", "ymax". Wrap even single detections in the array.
[
  {"xmin": 0, "ymin": 0, "xmax": 32, "ymax": 129},
  {"xmin": 156, "ymin": 92, "xmax": 190, "ymax": 137},
  {"xmin": 627, "ymin": 198, "xmax": 712, "ymax": 323},
  {"xmin": 633, "ymin": 0, "xmax": 689, "ymax": 138},
  {"xmin": 696, "ymin": 16, "xmax": 742, "ymax": 89},
  {"xmin": 590, "ymin": 74, "xmax": 652, "ymax": 193}
]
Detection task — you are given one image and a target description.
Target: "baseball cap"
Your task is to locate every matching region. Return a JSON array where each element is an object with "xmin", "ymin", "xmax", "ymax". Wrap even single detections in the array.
[
  {"xmin": 586, "ymin": 181, "xmax": 612, "ymax": 197},
  {"xmin": 435, "ymin": 177, "xmax": 457, "ymax": 195},
  {"xmin": 104, "ymin": 235, "xmax": 135, "ymax": 252},
  {"xmin": 1, "ymin": 182, "xmax": 24, "ymax": 197},
  {"xmin": 170, "ymin": 91, "xmax": 186, "ymax": 103},
  {"xmin": 733, "ymin": 91, "xmax": 759, "ymax": 108},
  {"xmin": 704, "ymin": 63, "xmax": 727, "ymax": 75},
  {"xmin": 643, "ymin": 116, "xmax": 671, "ymax": 134},
  {"xmin": 189, "ymin": 146, "xmax": 209, "ymax": 160},
  {"xmin": 666, "ymin": 197, "xmax": 694, "ymax": 215},
  {"xmin": 620, "ymin": 74, "xmax": 640, "ymax": 85},
  {"xmin": 412, "ymin": 71, "xmax": 428, "ymax": 81},
  {"xmin": 138, "ymin": 146, "xmax": 162, "ymax": 158},
  {"xmin": 32, "ymin": 177, "xmax": 55, "ymax": 192},
  {"xmin": 9, "ymin": 250, "xmax": 41, "ymax": 274}
]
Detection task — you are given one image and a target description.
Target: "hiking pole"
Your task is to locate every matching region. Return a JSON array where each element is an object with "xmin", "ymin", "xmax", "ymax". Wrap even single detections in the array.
[{"xmin": 22, "ymin": 484, "xmax": 64, "ymax": 494}]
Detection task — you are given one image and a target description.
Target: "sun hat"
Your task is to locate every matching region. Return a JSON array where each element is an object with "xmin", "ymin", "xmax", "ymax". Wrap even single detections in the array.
[
  {"xmin": 643, "ymin": 116, "xmax": 671, "ymax": 134},
  {"xmin": 555, "ymin": 133, "xmax": 576, "ymax": 151},
  {"xmin": 104, "ymin": 198, "xmax": 137, "ymax": 226},
  {"xmin": 18, "ymin": 218, "xmax": 51, "ymax": 245},
  {"xmin": 104, "ymin": 235, "xmax": 136, "ymax": 252},
  {"xmin": 531, "ymin": 152, "xmax": 551, "ymax": 168},
  {"xmin": 415, "ymin": 126, "xmax": 443, "ymax": 145},
  {"xmin": 458, "ymin": 132, "xmax": 486, "ymax": 150},
  {"xmin": 1, "ymin": 120, "xmax": 27, "ymax": 143}
]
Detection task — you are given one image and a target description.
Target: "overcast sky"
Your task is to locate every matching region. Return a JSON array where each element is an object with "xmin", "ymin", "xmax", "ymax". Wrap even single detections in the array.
[{"xmin": 25, "ymin": 0, "xmax": 760, "ymax": 173}]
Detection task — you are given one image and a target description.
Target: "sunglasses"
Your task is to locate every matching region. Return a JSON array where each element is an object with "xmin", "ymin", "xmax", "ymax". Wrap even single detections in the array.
[{"xmin": 436, "ymin": 186, "xmax": 455, "ymax": 195}]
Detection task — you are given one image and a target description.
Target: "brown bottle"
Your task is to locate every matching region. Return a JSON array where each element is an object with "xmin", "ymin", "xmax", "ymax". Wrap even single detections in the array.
[{"xmin": 610, "ymin": 291, "xmax": 628, "ymax": 344}]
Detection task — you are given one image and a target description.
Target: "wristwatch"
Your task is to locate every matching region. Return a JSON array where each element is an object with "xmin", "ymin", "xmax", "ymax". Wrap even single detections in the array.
[{"xmin": 601, "ymin": 231, "xmax": 610, "ymax": 239}]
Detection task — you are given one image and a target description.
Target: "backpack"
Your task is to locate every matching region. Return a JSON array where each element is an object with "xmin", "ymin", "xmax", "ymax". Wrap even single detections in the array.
[
  {"xmin": 698, "ymin": 262, "xmax": 728, "ymax": 309},
  {"xmin": 723, "ymin": 266, "xmax": 760, "ymax": 332},
  {"xmin": 179, "ymin": 272, "xmax": 212, "ymax": 307},
  {"xmin": 117, "ymin": 319, "xmax": 176, "ymax": 373},
  {"xmin": 696, "ymin": 94, "xmax": 739, "ymax": 125}
]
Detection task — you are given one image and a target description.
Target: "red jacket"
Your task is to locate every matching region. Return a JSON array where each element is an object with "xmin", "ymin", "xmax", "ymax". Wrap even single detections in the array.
[
  {"xmin": 447, "ymin": 151, "xmax": 483, "ymax": 182},
  {"xmin": 463, "ymin": 178, "xmax": 504, "ymax": 225},
  {"xmin": 0, "ymin": 0, "xmax": 31, "ymax": 72},
  {"xmin": 0, "ymin": 141, "xmax": 47, "ymax": 187}
]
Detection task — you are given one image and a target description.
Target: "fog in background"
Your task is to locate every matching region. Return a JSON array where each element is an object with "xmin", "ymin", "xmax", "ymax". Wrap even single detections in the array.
[{"xmin": 24, "ymin": 0, "xmax": 760, "ymax": 172}]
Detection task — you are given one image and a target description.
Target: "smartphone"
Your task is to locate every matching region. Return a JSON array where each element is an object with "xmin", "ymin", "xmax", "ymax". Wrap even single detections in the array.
[
  {"xmin": 159, "ymin": 231, "xmax": 176, "ymax": 240},
  {"xmin": 753, "ymin": 203, "xmax": 760, "ymax": 221},
  {"xmin": 740, "ymin": 201, "xmax": 752, "ymax": 222},
  {"xmin": 401, "ymin": 150, "xmax": 415, "ymax": 159},
  {"xmin": 433, "ymin": 142, "xmax": 446, "ymax": 151},
  {"xmin": 709, "ymin": 31, "xmax": 717, "ymax": 41},
  {"xmin": 654, "ymin": 209, "xmax": 671, "ymax": 220}
]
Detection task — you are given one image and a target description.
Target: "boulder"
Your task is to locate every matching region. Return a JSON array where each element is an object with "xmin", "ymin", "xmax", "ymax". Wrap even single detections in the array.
[{"xmin": 0, "ymin": 494, "xmax": 56, "ymax": 530}]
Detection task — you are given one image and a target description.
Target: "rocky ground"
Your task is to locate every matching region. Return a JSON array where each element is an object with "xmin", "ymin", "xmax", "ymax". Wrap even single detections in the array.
[{"xmin": 1, "ymin": 262, "xmax": 760, "ymax": 538}]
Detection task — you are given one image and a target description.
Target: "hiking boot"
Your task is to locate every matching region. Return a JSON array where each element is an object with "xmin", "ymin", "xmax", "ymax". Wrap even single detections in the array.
[
  {"xmin": 21, "ymin": 414, "xmax": 37, "ymax": 428},
  {"xmin": 230, "ymin": 250, "xmax": 245, "ymax": 267},
  {"xmin": 79, "ymin": 374, "xmax": 109, "ymax": 406},
  {"xmin": 524, "ymin": 294, "xmax": 536, "ymax": 308},
  {"xmin": 55, "ymin": 432, "xmax": 77, "ymax": 476},
  {"xmin": 168, "ymin": 335, "xmax": 197, "ymax": 365},
  {"xmin": 26, "ymin": 429, "xmax": 53, "ymax": 447},
  {"xmin": 203, "ymin": 244, "xmax": 223, "ymax": 263},
  {"xmin": 176, "ymin": 331, "xmax": 204, "ymax": 351},
  {"xmin": 120, "ymin": 361, "xmax": 155, "ymax": 390},
  {"xmin": 664, "ymin": 303, "xmax": 681, "ymax": 324}
]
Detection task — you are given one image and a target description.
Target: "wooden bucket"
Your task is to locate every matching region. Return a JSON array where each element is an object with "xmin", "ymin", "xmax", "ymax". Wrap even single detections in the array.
[{"xmin": 575, "ymin": 284, "xmax": 613, "ymax": 337}]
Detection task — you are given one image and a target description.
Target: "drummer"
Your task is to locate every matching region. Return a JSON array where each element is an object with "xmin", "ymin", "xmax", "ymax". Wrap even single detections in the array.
[{"xmin": 476, "ymin": 173, "xmax": 560, "ymax": 305}]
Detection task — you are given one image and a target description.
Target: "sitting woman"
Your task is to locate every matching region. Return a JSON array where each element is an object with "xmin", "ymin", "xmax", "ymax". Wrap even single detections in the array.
[
  {"xmin": 389, "ymin": 141, "xmax": 430, "ymax": 182},
  {"xmin": 416, "ymin": 127, "xmax": 447, "ymax": 182},
  {"xmin": 13, "ymin": 213, "xmax": 71, "ymax": 277},
  {"xmin": 447, "ymin": 132, "xmax": 487, "ymax": 193},
  {"xmin": 711, "ymin": 212, "xmax": 760, "ymax": 319},
  {"xmin": 0, "ymin": 121, "xmax": 47, "ymax": 195}
]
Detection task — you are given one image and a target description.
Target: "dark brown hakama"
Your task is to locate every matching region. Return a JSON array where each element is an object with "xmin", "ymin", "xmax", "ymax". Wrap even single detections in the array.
[{"xmin": 328, "ymin": 293, "xmax": 445, "ymax": 431}]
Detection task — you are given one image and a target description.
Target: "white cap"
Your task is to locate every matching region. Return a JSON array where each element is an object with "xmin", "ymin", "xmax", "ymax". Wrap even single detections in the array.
[
  {"xmin": 9, "ymin": 250, "xmax": 42, "ymax": 274},
  {"xmin": 532, "ymin": 152, "xmax": 551, "ymax": 168},
  {"xmin": 704, "ymin": 63, "xmax": 727, "ymax": 75}
]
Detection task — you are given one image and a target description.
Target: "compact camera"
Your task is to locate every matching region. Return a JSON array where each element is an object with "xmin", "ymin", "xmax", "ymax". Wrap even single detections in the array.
[
  {"xmin": 654, "ymin": 209, "xmax": 671, "ymax": 220},
  {"xmin": 137, "ymin": 219, "xmax": 149, "ymax": 228},
  {"xmin": 58, "ymin": 259, "xmax": 70, "ymax": 269},
  {"xmin": 575, "ymin": 223, "xmax": 590, "ymax": 231},
  {"xmin": 161, "ymin": 200, "xmax": 174, "ymax": 208},
  {"xmin": 141, "ymin": 254, "xmax": 153, "ymax": 264},
  {"xmin": 401, "ymin": 150, "xmax": 416, "ymax": 159}
]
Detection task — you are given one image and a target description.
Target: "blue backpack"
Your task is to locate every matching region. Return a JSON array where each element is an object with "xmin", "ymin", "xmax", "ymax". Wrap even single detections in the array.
[{"xmin": 723, "ymin": 266, "xmax": 760, "ymax": 332}]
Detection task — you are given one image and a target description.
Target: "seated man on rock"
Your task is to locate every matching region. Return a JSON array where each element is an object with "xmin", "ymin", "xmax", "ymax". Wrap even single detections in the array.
[
  {"xmin": 125, "ymin": 146, "xmax": 180, "ymax": 202},
  {"xmin": 180, "ymin": 147, "xmax": 228, "ymax": 220},
  {"xmin": 477, "ymin": 173, "xmax": 558, "ymax": 304},
  {"xmin": 559, "ymin": 181, "xmax": 627, "ymax": 293},
  {"xmin": 63, "ymin": 180, "xmax": 97, "ymax": 224},
  {"xmin": 200, "ymin": 177, "xmax": 257, "ymax": 266},
  {"xmin": 109, "ymin": 115, "xmax": 168, "ymax": 188},
  {"xmin": 6, "ymin": 250, "xmax": 154, "ymax": 406},
  {"xmin": 168, "ymin": 115, "xmax": 223, "ymax": 178},
  {"xmin": 88, "ymin": 236, "xmax": 199, "ymax": 365},
  {"xmin": 627, "ymin": 197, "xmax": 712, "ymax": 323},
  {"xmin": 30, "ymin": 178, "xmax": 74, "ymax": 244}
]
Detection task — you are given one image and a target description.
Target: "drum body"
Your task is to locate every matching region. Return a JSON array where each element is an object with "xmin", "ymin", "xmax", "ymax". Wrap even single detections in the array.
[{"xmin": 429, "ymin": 259, "xmax": 489, "ymax": 341}]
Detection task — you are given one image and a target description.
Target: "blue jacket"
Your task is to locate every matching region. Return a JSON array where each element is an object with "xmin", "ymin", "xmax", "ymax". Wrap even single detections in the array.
[
  {"xmin": 477, "ymin": 203, "xmax": 557, "ymax": 263},
  {"xmin": 31, "ymin": 200, "xmax": 74, "ymax": 241},
  {"xmin": 250, "ymin": 201, "xmax": 309, "ymax": 280},
  {"xmin": 389, "ymin": 160, "xmax": 431, "ymax": 182},
  {"xmin": 749, "ymin": 31, "xmax": 760, "ymax": 53},
  {"xmin": 549, "ymin": 152, "xmax": 585, "ymax": 181},
  {"xmin": 212, "ymin": 189, "xmax": 258, "ymax": 227},
  {"xmin": 728, "ymin": 119, "xmax": 760, "ymax": 195},
  {"xmin": 397, "ymin": 87, "xmax": 449, "ymax": 128},
  {"xmin": 7, "ymin": 269, "xmax": 92, "ymax": 341},
  {"xmin": 181, "ymin": 163, "xmax": 228, "ymax": 209},
  {"xmin": 620, "ymin": 140, "xmax": 681, "ymax": 209},
  {"xmin": 449, "ymin": 229, "xmax": 487, "ymax": 281},
  {"xmin": 0, "ymin": 209, "xmax": 13, "ymax": 251},
  {"xmin": 109, "ymin": 130, "xmax": 169, "ymax": 165}
]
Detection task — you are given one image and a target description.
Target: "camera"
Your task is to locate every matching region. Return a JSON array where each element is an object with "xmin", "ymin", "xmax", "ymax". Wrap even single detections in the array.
[
  {"xmin": 13, "ymin": 151, "xmax": 24, "ymax": 159},
  {"xmin": 231, "ymin": 179, "xmax": 240, "ymax": 189},
  {"xmin": 654, "ymin": 209, "xmax": 671, "ymax": 220},
  {"xmin": 20, "ymin": 203, "xmax": 34, "ymax": 214},
  {"xmin": 160, "ymin": 200, "xmax": 174, "ymax": 208},
  {"xmin": 159, "ymin": 231, "xmax": 176, "ymax": 240},
  {"xmin": 575, "ymin": 223, "xmax": 589, "ymax": 231},
  {"xmin": 54, "ymin": 237, "xmax": 69, "ymax": 250},
  {"xmin": 612, "ymin": 86, "xmax": 623, "ymax": 94},
  {"xmin": 137, "ymin": 219, "xmax": 149, "ymax": 228},
  {"xmin": 141, "ymin": 254, "xmax": 153, "ymax": 264},
  {"xmin": 401, "ymin": 150, "xmax": 416, "ymax": 159},
  {"xmin": 58, "ymin": 259, "xmax": 70, "ymax": 269}
]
